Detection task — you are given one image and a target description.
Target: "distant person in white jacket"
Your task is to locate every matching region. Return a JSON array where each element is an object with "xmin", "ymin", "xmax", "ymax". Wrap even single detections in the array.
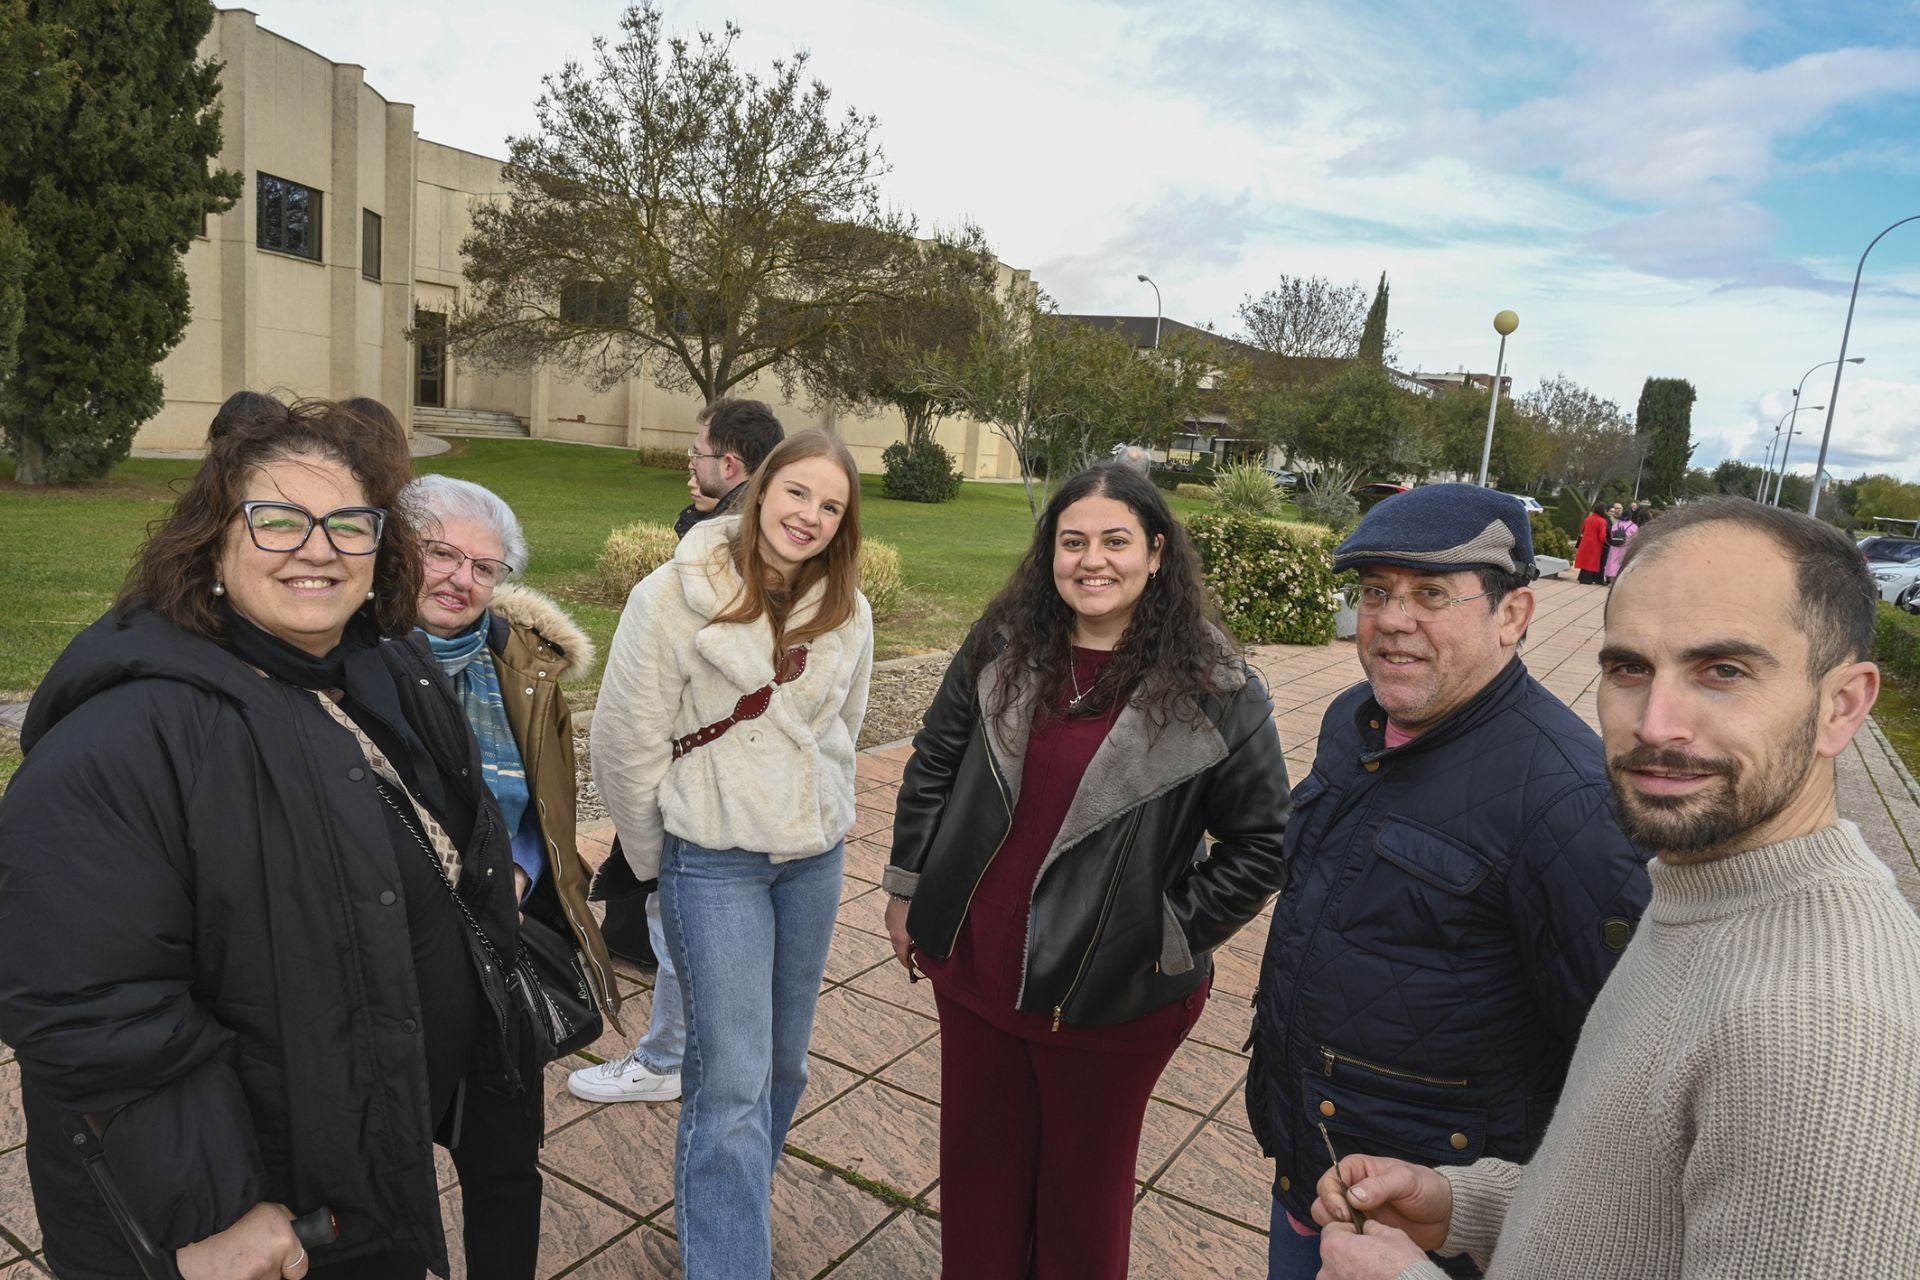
[{"xmin": 591, "ymin": 430, "xmax": 873, "ymax": 1280}]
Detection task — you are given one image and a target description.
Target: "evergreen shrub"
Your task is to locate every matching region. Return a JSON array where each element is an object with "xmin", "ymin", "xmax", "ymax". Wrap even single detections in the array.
[
  {"xmin": 1187, "ymin": 513, "xmax": 1341, "ymax": 645},
  {"xmin": 881, "ymin": 439, "xmax": 963, "ymax": 503}
]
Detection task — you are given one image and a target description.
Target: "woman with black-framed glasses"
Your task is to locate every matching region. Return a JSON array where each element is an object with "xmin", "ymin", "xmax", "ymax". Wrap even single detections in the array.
[{"xmin": 0, "ymin": 396, "xmax": 540, "ymax": 1279}]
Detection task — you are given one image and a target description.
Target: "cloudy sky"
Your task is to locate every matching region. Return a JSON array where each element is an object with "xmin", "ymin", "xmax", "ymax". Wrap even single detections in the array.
[{"xmin": 243, "ymin": 0, "xmax": 1920, "ymax": 482}]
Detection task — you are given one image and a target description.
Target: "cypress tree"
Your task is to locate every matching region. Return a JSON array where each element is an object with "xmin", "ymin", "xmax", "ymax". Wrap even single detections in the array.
[
  {"xmin": 1358, "ymin": 271, "xmax": 1388, "ymax": 364},
  {"xmin": 1635, "ymin": 377, "xmax": 1696, "ymax": 503},
  {"xmin": 1, "ymin": 0, "xmax": 240, "ymax": 484}
]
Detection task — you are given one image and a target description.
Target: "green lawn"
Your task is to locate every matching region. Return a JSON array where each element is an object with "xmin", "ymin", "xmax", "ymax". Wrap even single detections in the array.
[{"xmin": 0, "ymin": 439, "xmax": 1222, "ymax": 711}]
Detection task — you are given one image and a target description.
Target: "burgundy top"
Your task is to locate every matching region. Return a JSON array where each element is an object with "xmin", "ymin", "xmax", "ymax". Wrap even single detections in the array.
[{"xmin": 920, "ymin": 647, "xmax": 1208, "ymax": 1046}]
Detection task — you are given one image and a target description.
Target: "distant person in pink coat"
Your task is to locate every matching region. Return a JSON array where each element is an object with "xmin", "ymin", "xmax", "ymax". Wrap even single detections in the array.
[{"xmin": 1604, "ymin": 503, "xmax": 1639, "ymax": 583}]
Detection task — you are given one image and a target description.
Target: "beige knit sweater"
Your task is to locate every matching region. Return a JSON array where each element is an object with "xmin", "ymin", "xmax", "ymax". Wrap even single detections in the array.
[{"xmin": 1393, "ymin": 822, "xmax": 1920, "ymax": 1280}]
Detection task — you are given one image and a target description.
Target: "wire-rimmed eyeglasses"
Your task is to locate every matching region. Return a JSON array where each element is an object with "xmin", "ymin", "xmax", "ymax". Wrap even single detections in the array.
[
  {"xmin": 238, "ymin": 502, "xmax": 386, "ymax": 555},
  {"xmin": 1354, "ymin": 584, "xmax": 1490, "ymax": 621},
  {"xmin": 423, "ymin": 539, "xmax": 513, "ymax": 588}
]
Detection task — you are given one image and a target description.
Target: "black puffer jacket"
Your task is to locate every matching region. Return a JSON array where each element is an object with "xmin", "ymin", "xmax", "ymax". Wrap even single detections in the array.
[
  {"xmin": 1247, "ymin": 657, "xmax": 1650, "ymax": 1228},
  {"xmin": 886, "ymin": 628, "xmax": 1291, "ymax": 1027},
  {"xmin": 0, "ymin": 605, "xmax": 521, "ymax": 1277}
]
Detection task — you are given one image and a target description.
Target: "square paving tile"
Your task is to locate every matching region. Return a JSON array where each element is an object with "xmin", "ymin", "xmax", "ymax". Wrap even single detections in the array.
[
  {"xmin": 789, "ymin": 1080, "xmax": 940, "ymax": 1200},
  {"xmin": 0, "ymin": 1239, "xmax": 17, "ymax": 1268},
  {"xmin": 1127, "ymin": 1189, "xmax": 1268, "ymax": 1279},
  {"xmin": 1136, "ymin": 1098, "xmax": 1207, "ymax": 1184},
  {"xmin": 1190, "ymin": 993, "xmax": 1256, "ymax": 1059},
  {"xmin": 1153, "ymin": 1036, "xmax": 1249, "ymax": 1116},
  {"xmin": 824, "ymin": 1208, "xmax": 941, "ymax": 1279},
  {"xmin": 795, "ymin": 1052, "xmax": 864, "ymax": 1123},
  {"xmin": 561, "ymin": 1224, "xmax": 680, "ymax": 1278},
  {"xmin": 806, "ymin": 988, "xmax": 935, "ymax": 1074},
  {"xmin": 845, "ymin": 962, "xmax": 937, "ymax": 1021},
  {"xmin": 1155, "ymin": 1121, "xmax": 1273, "ymax": 1230},
  {"xmin": 0, "ymin": 1060, "xmax": 21, "ymax": 1150},
  {"xmin": 540, "ymin": 1095, "xmax": 683, "ymax": 1218},
  {"xmin": 438, "ymin": 1165, "xmax": 636, "ymax": 1278},
  {"xmin": 823, "ymin": 925, "xmax": 892, "ymax": 986},
  {"xmin": 653, "ymin": 1159, "xmax": 897, "ymax": 1278},
  {"xmin": 0, "ymin": 1149, "xmax": 40, "ymax": 1254},
  {"xmin": 1208, "ymin": 944, "xmax": 1261, "ymax": 1001},
  {"xmin": 873, "ymin": 1037, "xmax": 939, "ymax": 1104}
]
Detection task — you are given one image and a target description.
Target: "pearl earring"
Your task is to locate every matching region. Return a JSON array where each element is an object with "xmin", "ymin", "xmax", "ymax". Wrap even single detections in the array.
[
  {"xmin": 212, "ymin": 580, "xmax": 225, "ymax": 597},
  {"xmin": 366, "ymin": 589, "xmax": 376, "ymax": 600}
]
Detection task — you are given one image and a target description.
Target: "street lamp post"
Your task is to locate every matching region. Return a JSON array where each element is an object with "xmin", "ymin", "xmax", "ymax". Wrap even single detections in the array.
[
  {"xmin": 1136, "ymin": 274, "xmax": 1161, "ymax": 349},
  {"xmin": 1772, "ymin": 358, "xmax": 1864, "ymax": 506},
  {"xmin": 1806, "ymin": 213, "xmax": 1919, "ymax": 518},
  {"xmin": 1476, "ymin": 310, "xmax": 1519, "ymax": 487},
  {"xmin": 1759, "ymin": 404, "xmax": 1821, "ymax": 500}
]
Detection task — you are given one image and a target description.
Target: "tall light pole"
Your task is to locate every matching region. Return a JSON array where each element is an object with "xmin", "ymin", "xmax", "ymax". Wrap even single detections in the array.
[
  {"xmin": 1759, "ymin": 404, "xmax": 1821, "ymax": 499},
  {"xmin": 1136, "ymin": 274, "xmax": 1161, "ymax": 349},
  {"xmin": 1772, "ymin": 358, "xmax": 1864, "ymax": 506},
  {"xmin": 1476, "ymin": 310, "xmax": 1519, "ymax": 487},
  {"xmin": 1806, "ymin": 213, "xmax": 1919, "ymax": 518}
]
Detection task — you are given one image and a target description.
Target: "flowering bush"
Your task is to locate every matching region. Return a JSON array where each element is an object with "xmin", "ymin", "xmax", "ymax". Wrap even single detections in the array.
[{"xmin": 1186, "ymin": 512, "xmax": 1342, "ymax": 645}]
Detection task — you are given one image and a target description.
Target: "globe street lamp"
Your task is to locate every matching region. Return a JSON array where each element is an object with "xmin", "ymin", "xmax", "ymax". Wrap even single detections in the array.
[
  {"xmin": 1136, "ymin": 274, "xmax": 1161, "ymax": 349},
  {"xmin": 1806, "ymin": 213, "xmax": 1920, "ymax": 518},
  {"xmin": 1476, "ymin": 310, "xmax": 1519, "ymax": 487},
  {"xmin": 1773, "ymin": 357, "xmax": 1864, "ymax": 506}
]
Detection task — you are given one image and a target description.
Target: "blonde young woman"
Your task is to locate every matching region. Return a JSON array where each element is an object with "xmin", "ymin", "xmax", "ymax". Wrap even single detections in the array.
[{"xmin": 592, "ymin": 430, "xmax": 873, "ymax": 1279}]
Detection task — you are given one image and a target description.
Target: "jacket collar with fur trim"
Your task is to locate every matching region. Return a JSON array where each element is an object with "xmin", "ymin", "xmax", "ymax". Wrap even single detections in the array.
[
  {"xmin": 974, "ymin": 624, "xmax": 1250, "ymax": 871},
  {"xmin": 485, "ymin": 583, "xmax": 595, "ymax": 681}
]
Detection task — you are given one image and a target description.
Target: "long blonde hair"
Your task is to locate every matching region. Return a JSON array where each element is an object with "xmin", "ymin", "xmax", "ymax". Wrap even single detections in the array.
[{"xmin": 712, "ymin": 430, "xmax": 863, "ymax": 673}]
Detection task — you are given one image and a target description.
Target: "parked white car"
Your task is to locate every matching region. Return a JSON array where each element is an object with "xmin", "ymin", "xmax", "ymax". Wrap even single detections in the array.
[{"xmin": 1863, "ymin": 537, "xmax": 1920, "ymax": 612}]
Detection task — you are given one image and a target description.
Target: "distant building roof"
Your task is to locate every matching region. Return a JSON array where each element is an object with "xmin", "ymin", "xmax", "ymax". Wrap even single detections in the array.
[{"xmin": 1060, "ymin": 314, "xmax": 1265, "ymax": 359}]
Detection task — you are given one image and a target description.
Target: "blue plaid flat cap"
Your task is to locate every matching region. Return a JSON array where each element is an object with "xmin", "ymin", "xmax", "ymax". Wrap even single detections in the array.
[{"xmin": 1332, "ymin": 484, "xmax": 1534, "ymax": 574}]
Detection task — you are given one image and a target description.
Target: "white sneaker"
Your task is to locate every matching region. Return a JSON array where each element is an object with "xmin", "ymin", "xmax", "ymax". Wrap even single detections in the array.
[{"xmin": 567, "ymin": 1050, "xmax": 683, "ymax": 1103}]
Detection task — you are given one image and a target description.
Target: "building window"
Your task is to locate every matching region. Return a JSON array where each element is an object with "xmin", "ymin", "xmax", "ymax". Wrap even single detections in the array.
[
  {"xmin": 256, "ymin": 172, "xmax": 321, "ymax": 261},
  {"xmin": 361, "ymin": 209, "xmax": 382, "ymax": 280},
  {"xmin": 559, "ymin": 280, "xmax": 629, "ymax": 326}
]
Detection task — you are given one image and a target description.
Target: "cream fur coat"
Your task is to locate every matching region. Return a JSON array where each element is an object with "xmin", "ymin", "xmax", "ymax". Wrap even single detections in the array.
[{"xmin": 591, "ymin": 516, "xmax": 874, "ymax": 880}]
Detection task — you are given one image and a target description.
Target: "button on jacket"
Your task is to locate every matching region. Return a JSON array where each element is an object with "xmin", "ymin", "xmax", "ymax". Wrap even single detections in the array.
[{"xmin": 1246, "ymin": 656, "xmax": 1651, "ymax": 1230}]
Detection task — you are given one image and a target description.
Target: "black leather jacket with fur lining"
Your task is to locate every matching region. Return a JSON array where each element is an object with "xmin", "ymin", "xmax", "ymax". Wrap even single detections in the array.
[{"xmin": 885, "ymin": 626, "xmax": 1291, "ymax": 1027}]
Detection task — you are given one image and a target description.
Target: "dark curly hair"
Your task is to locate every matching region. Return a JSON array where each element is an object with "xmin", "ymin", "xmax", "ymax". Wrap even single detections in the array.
[
  {"xmin": 122, "ymin": 395, "xmax": 424, "ymax": 640},
  {"xmin": 972, "ymin": 462, "xmax": 1231, "ymax": 735}
]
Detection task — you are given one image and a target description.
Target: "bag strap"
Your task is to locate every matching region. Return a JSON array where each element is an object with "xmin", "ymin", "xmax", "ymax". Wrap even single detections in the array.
[
  {"xmin": 309, "ymin": 689, "xmax": 463, "ymax": 884},
  {"xmin": 670, "ymin": 645, "xmax": 808, "ymax": 760}
]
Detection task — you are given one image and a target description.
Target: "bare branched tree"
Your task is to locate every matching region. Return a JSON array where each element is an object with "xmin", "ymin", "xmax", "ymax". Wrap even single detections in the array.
[
  {"xmin": 447, "ymin": 3, "xmax": 926, "ymax": 403},
  {"xmin": 1523, "ymin": 373, "xmax": 1645, "ymax": 509}
]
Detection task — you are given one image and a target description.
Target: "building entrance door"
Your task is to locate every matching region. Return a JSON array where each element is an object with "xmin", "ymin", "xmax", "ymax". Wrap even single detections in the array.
[{"xmin": 414, "ymin": 309, "xmax": 446, "ymax": 407}]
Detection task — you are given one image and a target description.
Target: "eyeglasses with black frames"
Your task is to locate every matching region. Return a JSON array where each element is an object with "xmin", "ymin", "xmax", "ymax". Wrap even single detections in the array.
[
  {"xmin": 422, "ymin": 539, "xmax": 513, "ymax": 588},
  {"xmin": 239, "ymin": 502, "xmax": 387, "ymax": 556}
]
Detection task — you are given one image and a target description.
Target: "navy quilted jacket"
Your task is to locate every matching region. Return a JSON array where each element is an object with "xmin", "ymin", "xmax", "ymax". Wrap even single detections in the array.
[{"xmin": 1246, "ymin": 656, "xmax": 1650, "ymax": 1227}]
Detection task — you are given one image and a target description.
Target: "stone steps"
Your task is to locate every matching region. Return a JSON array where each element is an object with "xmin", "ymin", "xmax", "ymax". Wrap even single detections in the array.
[{"xmin": 412, "ymin": 406, "xmax": 529, "ymax": 438}]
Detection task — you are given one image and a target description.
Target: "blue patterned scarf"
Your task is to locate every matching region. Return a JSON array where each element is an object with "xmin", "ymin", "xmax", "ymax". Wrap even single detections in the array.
[{"xmin": 424, "ymin": 615, "xmax": 530, "ymax": 839}]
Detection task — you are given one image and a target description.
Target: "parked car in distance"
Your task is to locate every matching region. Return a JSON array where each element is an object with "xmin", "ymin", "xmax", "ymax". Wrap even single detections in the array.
[
  {"xmin": 1262, "ymin": 468, "xmax": 1298, "ymax": 489},
  {"xmin": 1494, "ymin": 491, "xmax": 1545, "ymax": 514},
  {"xmin": 1860, "ymin": 536, "xmax": 1920, "ymax": 566},
  {"xmin": 1351, "ymin": 482, "xmax": 1410, "ymax": 509}
]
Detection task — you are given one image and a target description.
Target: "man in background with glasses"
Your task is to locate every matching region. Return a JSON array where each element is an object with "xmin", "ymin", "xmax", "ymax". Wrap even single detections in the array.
[
  {"xmin": 1245, "ymin": 483, "xmax": 1650, "ymax": 1279},
  {"xmin": 672, "ymin": 397, "xmax": 785, "ymax": 538}
]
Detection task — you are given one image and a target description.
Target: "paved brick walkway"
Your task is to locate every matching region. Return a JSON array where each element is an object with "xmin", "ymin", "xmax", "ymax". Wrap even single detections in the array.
[{"xmin": 5, "ymin": 576, "xmax": 1918, "ymax": 1276}]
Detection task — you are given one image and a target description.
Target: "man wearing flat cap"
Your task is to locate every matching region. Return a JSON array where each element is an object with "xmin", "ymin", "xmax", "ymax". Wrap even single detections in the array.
[{"xmin": 1245, "ymin": 485, "xmax": 1651, "ymax": 1278}]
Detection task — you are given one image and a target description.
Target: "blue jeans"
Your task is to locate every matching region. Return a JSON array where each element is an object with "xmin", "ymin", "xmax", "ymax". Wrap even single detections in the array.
[
  {"xmin": 1269, "ymin": 1197, "xmax": 1322, "ymax": 1279},
  {"xmin": 635, "ymin": 889, "xmax": 685, "ymax": 1074},
  {"xmin": 659, "ymin": 834, "xmax": 844, "ymax": 1280}
]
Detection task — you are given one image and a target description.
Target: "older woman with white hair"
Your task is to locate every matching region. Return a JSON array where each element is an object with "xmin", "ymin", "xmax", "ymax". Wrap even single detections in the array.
[{"xmin": 405, "ymin": 474, "xmax": 618, "ymax": 1003}]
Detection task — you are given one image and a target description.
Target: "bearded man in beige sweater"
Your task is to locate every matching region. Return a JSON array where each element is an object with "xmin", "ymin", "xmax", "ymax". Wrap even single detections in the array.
[{"xmin": 1309, "ymin": 497, "xmax": 1920, "ymax": 1280}]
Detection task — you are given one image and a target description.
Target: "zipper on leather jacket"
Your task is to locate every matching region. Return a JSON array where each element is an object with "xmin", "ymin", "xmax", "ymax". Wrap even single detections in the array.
[
  {"xmin": 955, "ymin": 705, "xmax": 1017, "ymax": 936},
  {"xmin": 1319, "ymin": 1044, "xmax": 1467, "ymax": 1088},
  {"xmin": 1051, "ymin": 807, "xmax": 1144, "ymax": 1031}
]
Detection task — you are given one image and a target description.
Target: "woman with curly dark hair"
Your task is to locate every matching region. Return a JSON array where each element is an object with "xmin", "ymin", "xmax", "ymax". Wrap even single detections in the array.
[
  {"xmin": 883, "ymin": 462, "xmax": 1291, "ymax": 1277},
  {"xmin": 0, "ymin": 397, "xmax": 541, "ymax": 1279}
]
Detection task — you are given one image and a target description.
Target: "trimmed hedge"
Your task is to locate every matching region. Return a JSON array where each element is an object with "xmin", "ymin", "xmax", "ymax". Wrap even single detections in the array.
[
  {"xmin": 634, "ymin": 447, "xmax": 687, "ymax": 470},
  {"xmin": 1876, "ymin": 602, "xmax": 1920, "ymax": 691},
  {"xmin": 860, "ymin": 538, "xmax": 904, "ymax": 622},
  {"xmin": 1530, "ymin": 512, "xmax": 1575, "ymax": 561},
  {"xmin": 1175, "ymin": 483, "xmax": 1215, "ymax": 501},
  {"xmin": 1186, "ymin": 512, "xmax": 1342, "ymax": 645}
]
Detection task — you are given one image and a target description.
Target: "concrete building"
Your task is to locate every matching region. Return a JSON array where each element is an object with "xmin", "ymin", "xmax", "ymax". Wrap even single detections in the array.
[{"xmin": 144, "ymin": 8, "xmax": 1023, "ymax": 479}]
